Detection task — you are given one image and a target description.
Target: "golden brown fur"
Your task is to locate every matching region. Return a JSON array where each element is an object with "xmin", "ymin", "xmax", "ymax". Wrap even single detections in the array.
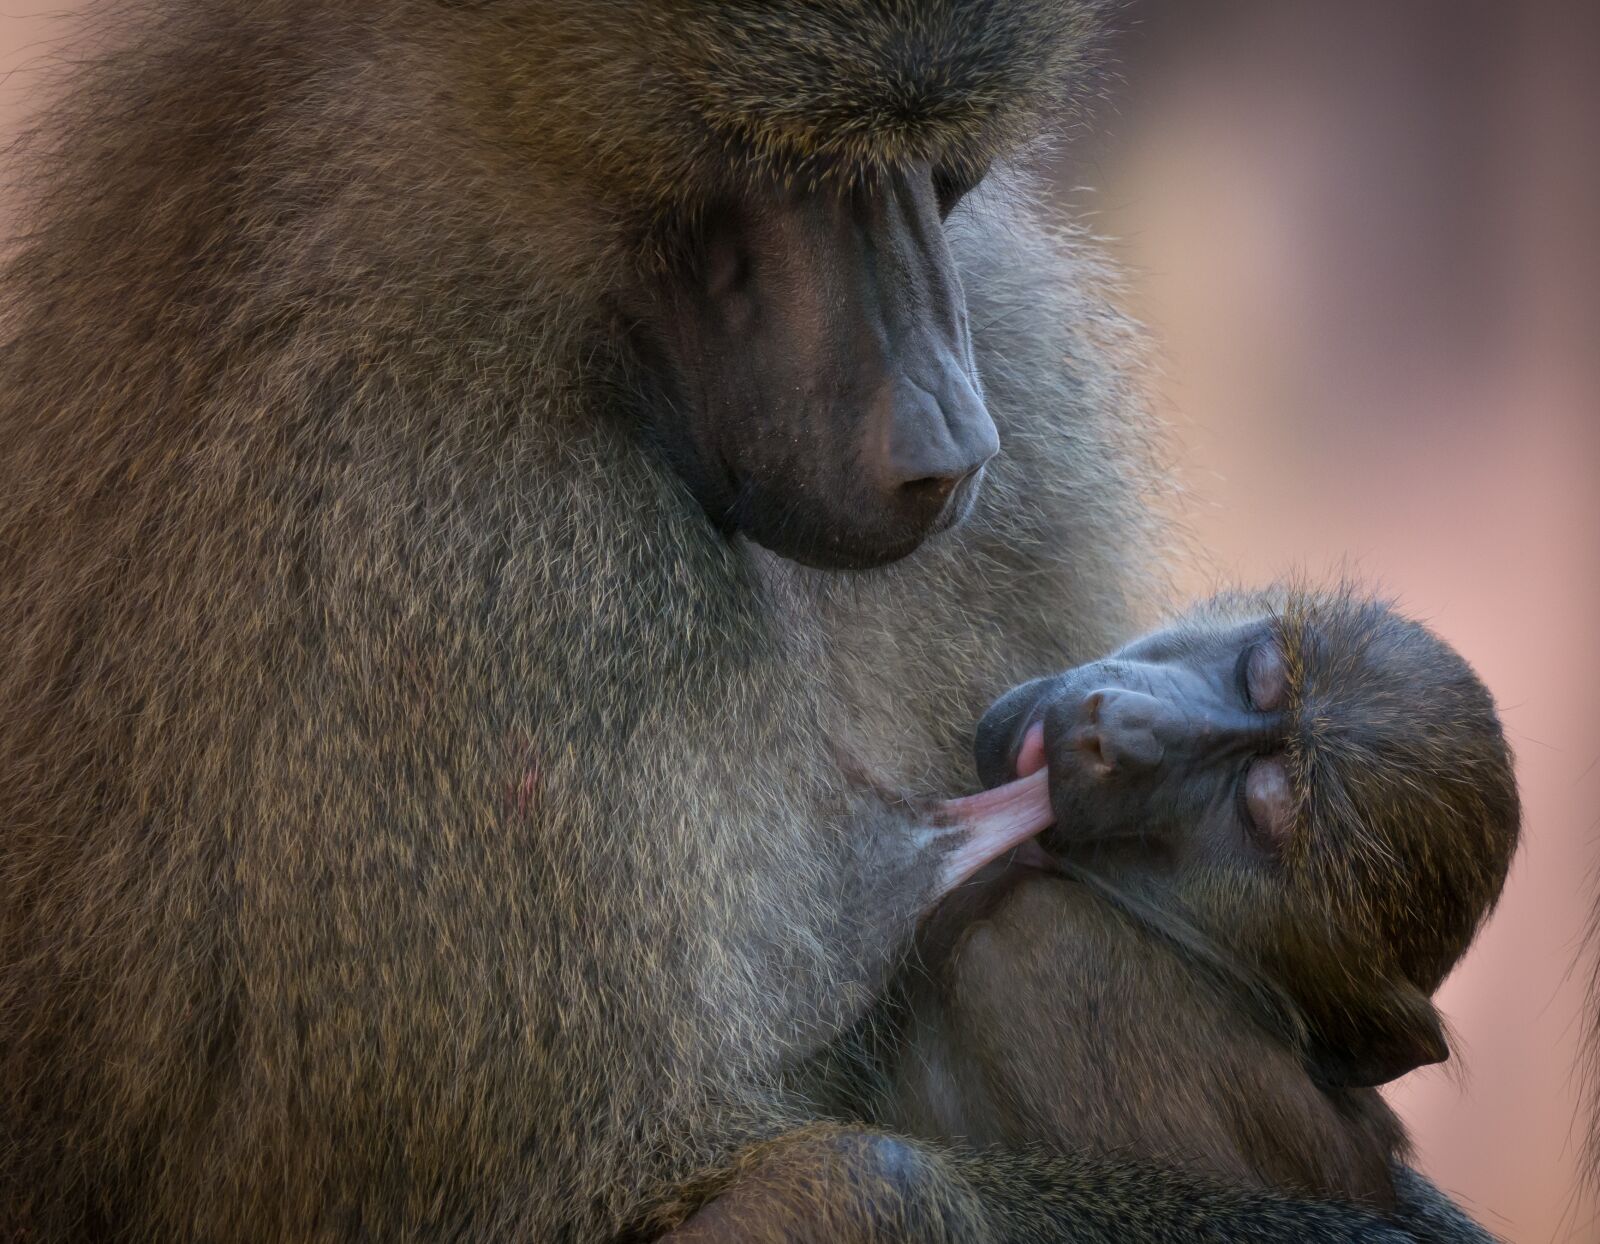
[
  {"xmin": 0, "ymin": 4, "xmax": 1504, "ymax": 1241},
  {"xmin": 0, "ymin": 4, "xmax": 1159, "ymax": 1240},
  {"xmin": 1181, "ymin": 587, "xmax": 1520, "ymax": 1082},
  {"xmin": 883, "ymin": 589, "xmax": 1518, "ymax": 1218},
  {"xmin": 892, "ymin": 875, "xmax": 1405, "ymax": 1205}
]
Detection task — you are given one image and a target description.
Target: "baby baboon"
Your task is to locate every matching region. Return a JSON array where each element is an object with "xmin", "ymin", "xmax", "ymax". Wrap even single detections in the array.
[
  {"xmin": 889, "ymin": 587, "xmax": 1520, "ymax": 1207},
  {"xmin": 0, "ymin": 1, "xmax": 1502, "ymax": 1240}
]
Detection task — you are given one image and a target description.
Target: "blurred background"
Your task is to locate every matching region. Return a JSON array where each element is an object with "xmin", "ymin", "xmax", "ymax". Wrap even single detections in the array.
[
  {"xmin": 2, "ymin": 3, "xmax": 1595, "ymax": 1240},
  {"xmin": 1057, "ymin": 3, "xmax": 1600, "ymax": 1239}
]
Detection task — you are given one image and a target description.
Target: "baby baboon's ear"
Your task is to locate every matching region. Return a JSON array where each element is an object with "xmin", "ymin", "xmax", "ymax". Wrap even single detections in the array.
[{"xmin": 1306, "ymin": 984, "xmax": 1448, "ymax": 1089}]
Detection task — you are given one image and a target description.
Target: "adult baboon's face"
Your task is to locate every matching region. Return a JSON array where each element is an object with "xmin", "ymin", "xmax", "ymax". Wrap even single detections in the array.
[
  {"xmin": 632, "ymin": 164, "xmax": 995, "ymax": 570},
  {"xmin": 527, "ymin": 0, "xmax": 1107, "ymax": 567}
]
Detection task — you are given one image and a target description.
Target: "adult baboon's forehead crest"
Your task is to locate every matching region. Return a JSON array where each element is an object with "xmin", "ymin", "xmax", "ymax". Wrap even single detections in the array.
[
  {"xmin": 477, "ymin": 1, "xmax": 1111, "ymax": 207},
  {"xmin": 657, "ymin": 0, "xmax": 1110, "ymax": 174}
]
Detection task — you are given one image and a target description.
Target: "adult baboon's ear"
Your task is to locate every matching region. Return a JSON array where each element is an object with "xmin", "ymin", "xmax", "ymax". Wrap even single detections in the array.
[{"xmin": 1306, "ymin": 984, "xmax": 1449, "ymax": 1089}]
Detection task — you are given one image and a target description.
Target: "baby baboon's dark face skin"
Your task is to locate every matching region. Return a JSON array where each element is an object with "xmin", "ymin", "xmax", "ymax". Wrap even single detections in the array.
[{"xmin": 975, "ymin": 615, "xmax": 1298, "ymax": 874}]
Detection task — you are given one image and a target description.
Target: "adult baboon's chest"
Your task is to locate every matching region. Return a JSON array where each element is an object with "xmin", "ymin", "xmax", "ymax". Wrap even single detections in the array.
[{"xmin": 743, "ymin": 534, "xmax": 1027, "ymax": 804}]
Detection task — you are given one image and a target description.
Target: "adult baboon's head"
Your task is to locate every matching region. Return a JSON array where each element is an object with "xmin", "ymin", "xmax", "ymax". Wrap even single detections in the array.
[{"xmin": 468, "ymin": 0, "xmax": 1109, "ymax": 569}]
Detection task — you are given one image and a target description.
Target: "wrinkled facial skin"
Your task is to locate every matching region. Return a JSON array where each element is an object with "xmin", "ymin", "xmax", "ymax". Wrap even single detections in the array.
[
  {"xmin": 626, "ymin": 164, "xmax": 996, "ymax": 570},
  {"xmin": 974, "ymin": 616, "xmax": 1297, "ymax": 872}
]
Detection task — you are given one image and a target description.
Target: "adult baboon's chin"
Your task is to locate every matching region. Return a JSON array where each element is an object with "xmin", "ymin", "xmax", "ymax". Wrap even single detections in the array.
[{"xmin": 0, "ymin": 2, "xmax": 1494, "ymax": 1241}]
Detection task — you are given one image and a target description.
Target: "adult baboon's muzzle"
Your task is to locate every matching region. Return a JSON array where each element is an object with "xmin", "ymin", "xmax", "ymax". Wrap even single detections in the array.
[{"xmin": 642, "ymin": 165, "xmax": 998, "ymax": 570}]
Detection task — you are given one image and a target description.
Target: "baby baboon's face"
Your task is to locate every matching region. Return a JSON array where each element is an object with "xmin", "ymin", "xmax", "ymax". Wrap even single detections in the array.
[{"xmin": 977, "ymin": 613, "xmax": 1298, "ymax": 875}]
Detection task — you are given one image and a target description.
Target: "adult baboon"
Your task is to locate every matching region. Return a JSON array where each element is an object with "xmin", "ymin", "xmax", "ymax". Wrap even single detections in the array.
[{"xmin": 0, "ymin": 2, "xmax": 1493, "ymax": 1240}]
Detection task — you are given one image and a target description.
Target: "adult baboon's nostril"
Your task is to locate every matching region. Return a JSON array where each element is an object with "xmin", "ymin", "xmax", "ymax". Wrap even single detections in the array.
[{"xmin": 882, "ymin": 369, "xmax": 998, "ymax": 499}]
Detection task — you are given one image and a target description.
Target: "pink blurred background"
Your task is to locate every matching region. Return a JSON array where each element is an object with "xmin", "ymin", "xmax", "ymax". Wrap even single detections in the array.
[
  {"xmin": 3, "ymin": 3, "xmax": 1594, "ymax": 1240},
  {"xmin": 1063, "ymin": 4, "xmax": 1599, "ymax": 1239}
]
